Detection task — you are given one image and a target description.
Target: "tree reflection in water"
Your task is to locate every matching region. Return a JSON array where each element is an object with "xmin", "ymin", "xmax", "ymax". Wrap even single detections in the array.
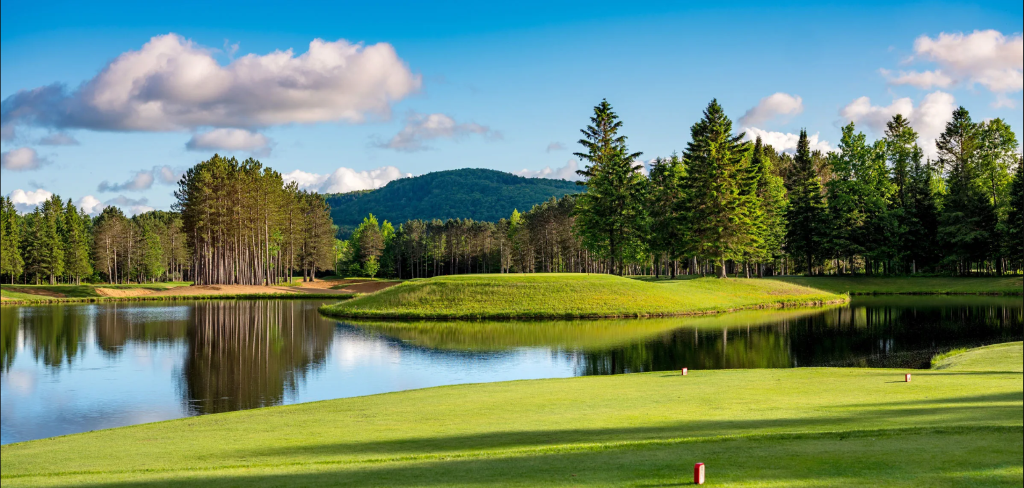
[{"xmin": 180, "ymin": 300, "xmax": 334, "ymax": 414}]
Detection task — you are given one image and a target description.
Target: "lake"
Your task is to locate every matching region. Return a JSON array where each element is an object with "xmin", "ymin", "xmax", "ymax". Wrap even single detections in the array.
[{"xmin": 1, "ymin": 296, "xmax": 1020, "ymax": 444}]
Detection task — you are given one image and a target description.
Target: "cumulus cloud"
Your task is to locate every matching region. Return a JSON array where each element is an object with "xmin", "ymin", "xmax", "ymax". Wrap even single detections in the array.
[
  {"xmin": 105, "ymin": 195, "xmax": 154, "ymax": 215},
  {"xmin": 880, "ymin": 69, "xmax": 954, "ymax": 89},
  {"xmin": 885, "ymin": 30, "xmax": 1022, "ymax": 101},
  {"xmin": 738, "ymin": 93, "xmax": 804, "ymax": 127},
  {"xmin": 1, "ymin": 147, "xmax": 50, "ymax": 171},
  {"xmin": 76, "ymin": 195, "xmax": 104, "ymax": 215},
  {"xmin": 545, "ymin": 142, "xmax": 566, "ymax": 153},
  {"xmin": 1, "ymin": 33, "xmax": 421, "ymax": 133},
  {"xmin": 185, "ymin": 128, "xmax": 271, "ymax": 154},
  {"xmin": 37, "ymin": 132, "xmax": 80, "ymax": 146},
  {"xmin": 97, "ymin": 165, "xmax": 184, "ymax": 192},
  {"xmin": 742, "ymin": 128, "xmax": 832, "ymax": 154},
  {"xmin": 9, "ymin": 188, "xmax": 53, "ymax": 212},
  {"xmin": 839, "ymin": 91, "xmax": 956, "ymax": 158},
  {"xmin": 515, "ymin": 160, "xmax": 581, "ymax": 181},
  {"xmin": 283, "ymin": 165, "xmax": 410, "ymax": 194},
  {"xmin": 376, "ymin": 112, "xmax": 500, "ymax": 152}
]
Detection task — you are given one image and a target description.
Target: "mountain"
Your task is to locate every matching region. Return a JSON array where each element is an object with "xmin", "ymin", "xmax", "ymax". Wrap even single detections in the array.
[{"xmin": 326, "ymin": 168, "xmax": 584, "ymax": 236}]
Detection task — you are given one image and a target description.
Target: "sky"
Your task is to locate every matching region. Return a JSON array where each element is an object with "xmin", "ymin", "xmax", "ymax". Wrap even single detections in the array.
[{"xmin": 2, "ymin": 0, "xmax": 1022, "ymax": 215}]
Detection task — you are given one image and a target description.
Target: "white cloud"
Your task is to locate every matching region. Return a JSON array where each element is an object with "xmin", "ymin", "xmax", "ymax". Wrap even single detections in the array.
[
  {"xmin": 105, "ymin": 195, "xmax": 153, "ymax": 215},
  {"xmin": 97, "ymin": 165, "xmax": 184, "ymax": 192},
  {"xmin": 881, "ymin": 69, "xmax": 954, "ymax": 89},
  {"xmin": 1, "ymin": 33, "xmax": 421, "ymax": 132},
  {"xmin": 738, "ymin": 93, "xmax": 804, "ymax": 127},
  {"xmin": 283, "ymin": 165, "xmax": 410, "ymax": 194},
  {"xmin": 742, "ymin": 127, "xmax": 832, "ymax": 154},
  {"xmin": 76, "ymin": 195, "xmax": 104, "ymax": 215},
  {"xmin": 37, "ymin": 132, "xmax": 80, "ymax": 146},
  {"xmin": 98, "ymin": 170, "xmax": 155, "ymax": 192},
  {"xmin": 515, "ymin": 160, "xmax": 581, "ymax": 180},
  {"xmin": 376, "ymin": 112, "xmax": 500, "ymax": 152},
  {"xmin": 185, "ymin": 128, "xmax": 271, "ymax": 154},
  {"xmin": 885, "ymin": 30, "xmax": 1022, "ymax": 99},
  {"xmin": 546, "ymin": 142, "xmax": 566, "ymax": 153},
  {"xmin": 9, "ymin": 188, "xmax": 53, "ymax": 212},
  {"xmin": 1, "ymin": 147, "xmax": 50, "ymax": 171},
  {"xmin": 839, "ymin": 91, "xmax": 955, "ymax": 158}
]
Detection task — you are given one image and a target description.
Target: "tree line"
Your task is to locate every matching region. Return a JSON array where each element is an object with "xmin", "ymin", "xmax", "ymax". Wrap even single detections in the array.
[
  {"xmin": 337, "ymin": 99, "xmax": 1022, "ymax": 279},
  {"xmin": 1, "ymin": 155, "xmax": 337, "ymax": 285}
]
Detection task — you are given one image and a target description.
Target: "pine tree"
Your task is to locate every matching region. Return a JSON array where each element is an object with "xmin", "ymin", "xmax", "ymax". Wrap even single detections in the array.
[
  {"xmin": 936, "ymin": 106, "xmax": 996, "ymax": 275},
  {"xmin": 750, "ymin": 137, "xmax": 788, "ymax": 276},
  {"xmin": 884, "ymin": 114, "xmax": 923, "ymax": 272},
  {"xmin": 905, "ymin": 158, "xmax": 940, "ymax": 273},
  {"xmin": 786, "ymin": 130, "xmax": 827, "ymax": 274},
  {"xmin": 647, "ymin": 154, "xmax": 685, "ymax": 277},
  {"xmin": 677, "ymin": 100, "xmax": 757, "ymax": 278},
  {"xmin": 573, "ymin": 99, "xmax": 647, "ymax": 275},
  {"xmin": 63, "ymin": 199, "xmax": 93, "ymax": 284},
  {"xmin": 1004, "ymin": 156, "xmax": 1024, "ymax": 273},
  {"xmin": 0, "ymin": 197, "xmax": 25, "ymax": 283}
]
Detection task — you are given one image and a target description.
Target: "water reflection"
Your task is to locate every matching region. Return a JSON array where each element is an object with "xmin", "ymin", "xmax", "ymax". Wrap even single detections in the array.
[{"xmin": 1, "ymin": 296, "xmax": 1020, "ymax": 444}]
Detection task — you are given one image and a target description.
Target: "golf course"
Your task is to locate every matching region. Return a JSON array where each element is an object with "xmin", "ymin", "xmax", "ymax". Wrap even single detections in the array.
[{"xmin": 2, "ymin": 341, "xmax": 1020, "ymax": 487}]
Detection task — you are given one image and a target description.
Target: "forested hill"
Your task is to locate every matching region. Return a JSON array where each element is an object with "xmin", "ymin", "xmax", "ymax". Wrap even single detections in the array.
[{"xmin": 325, "ymin": 168, "xmax": 583, "ymax": 235}]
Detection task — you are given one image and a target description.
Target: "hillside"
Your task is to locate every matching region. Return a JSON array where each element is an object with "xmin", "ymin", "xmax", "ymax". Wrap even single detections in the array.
[{"xmin": 325, "ymin": 168, "xmax": 583, "ymax": 235}]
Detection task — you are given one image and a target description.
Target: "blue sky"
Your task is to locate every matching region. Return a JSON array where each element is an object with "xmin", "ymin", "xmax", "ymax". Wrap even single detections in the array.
[{"xmin": 2, "ymin": 0, "xmax": 1022, "ymax": 214}]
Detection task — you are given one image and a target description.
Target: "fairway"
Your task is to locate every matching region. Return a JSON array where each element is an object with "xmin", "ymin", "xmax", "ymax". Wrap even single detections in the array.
[
  {"xmin": 771, "ymin": 276, "xmax": 1023, "ymax": 295},
  {"xmin": 320, "ymin": 274, "xmax": 847, "ymax": 319},
  {"xmin": 2, "ymin": 342, "xmax": 1020, "ymax": 487}
]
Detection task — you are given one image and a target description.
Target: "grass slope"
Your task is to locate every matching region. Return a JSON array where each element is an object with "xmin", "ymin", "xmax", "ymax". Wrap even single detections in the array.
[
  {"xmin": 320, "ymin": 274, "xmax": 846, "ymax": 319},
  {"xmin": 2, "ymin": 342, "xmax": 1020, "ymax": 487},
  {"xmin": 773, "ymin": 276, "xmax": 1023, "ymax": 295},
  {"xmin": 0, "ymin": 283, "xmax": 353, "ymax": 305}
]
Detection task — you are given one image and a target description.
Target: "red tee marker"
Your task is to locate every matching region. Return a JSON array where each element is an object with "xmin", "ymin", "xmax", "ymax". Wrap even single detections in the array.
[
  {"xmin": 905, "ymin": 373, "xmax": 911, "ymax": 382},
  {"xmin": 694, "ymin": 462, "xmax": 705, "ymax": 484},
  {"xmin": 681, "ymin": 367, "xmax": 688, "ymax": 376}
]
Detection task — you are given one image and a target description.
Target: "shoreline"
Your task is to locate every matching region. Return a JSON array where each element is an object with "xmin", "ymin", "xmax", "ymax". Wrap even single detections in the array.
[{"xmin": 0, "ymin": 292, "xmax": 355, "ymax": 306}]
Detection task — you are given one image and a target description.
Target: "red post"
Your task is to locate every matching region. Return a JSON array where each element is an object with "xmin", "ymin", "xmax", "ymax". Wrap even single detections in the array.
[
  {"xmin": 694, "ymin": 462, "xmax": 705, "ymax": 484},
  {"xmin": 905, "ymin": 373, "xmax": 911, "ymax": 382},
  {"xmin": 681, "ymin": 367, "xmax": 688, "ymax": 376}
]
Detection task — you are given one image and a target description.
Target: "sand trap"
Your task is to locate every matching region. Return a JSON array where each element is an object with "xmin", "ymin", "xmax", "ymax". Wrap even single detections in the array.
[
  {"xmin": 292, "ymin": 279, "xmax": 400, "ymax": 294},
  {"xmin": 330, "ymin": 281, "xmax": 401, "ymax": 293},
  {"xmin": 146, "ymin": 285, "xmax": 303, "ymax": 296},
  {"xmin": 94, "ymin": 288, "xmax": 156, "ymax": 297},
  {"xmin": 4, "ymin": 287, "xmax": 66, "ymax": 298}
]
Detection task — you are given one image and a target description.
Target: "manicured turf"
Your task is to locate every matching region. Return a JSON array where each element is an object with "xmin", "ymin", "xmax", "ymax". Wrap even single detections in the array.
[
  {"xmin": 0, "ymin": 283, "xmax": 354, "ymax": 305},
  {"xmin": 321, "ymin": 274, "xmax": 847, "ymax": 319},
  {"xmin": 0, "ymin": 283, "xmax": 190, "ymax": 302},
  {"xmin": 2, "ymin": 342, "xmax": 1020, "ymax": 487},
  {"xmin": 772, "ymin": 276, "xmax": 1023, "ymax": 295}
]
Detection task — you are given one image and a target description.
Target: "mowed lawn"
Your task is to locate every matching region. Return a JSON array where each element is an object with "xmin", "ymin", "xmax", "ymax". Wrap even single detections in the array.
[
  {"xmin": 772, "ymin": 276, "xmax": 1023, "ymax": 295},
  {"xmin": 0, "ymin": 283, "xmax": 190, "ymax": 302},
  {"xmin": 321, "ymin": 274, "xmax": 846, "ymax": 319},
  {"xmin": 2, "ymin": 342, "xmax": 1020, "ymax": 487}
]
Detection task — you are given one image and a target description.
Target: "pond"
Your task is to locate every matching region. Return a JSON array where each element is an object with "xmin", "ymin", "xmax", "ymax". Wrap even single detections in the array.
[{"xmin": 1, "ymin": 296, "xmax": 1020, "ymax": 444}]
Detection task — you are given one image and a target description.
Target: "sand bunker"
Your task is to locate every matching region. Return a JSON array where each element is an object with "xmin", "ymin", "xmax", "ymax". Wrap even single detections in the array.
[
  {"xmin": 4, "ymin": 287, "xmax": 66, "ymax": 298},
  {"xmin": 94, "ymin": 288, "xmax": 156, "ymax": 297}
]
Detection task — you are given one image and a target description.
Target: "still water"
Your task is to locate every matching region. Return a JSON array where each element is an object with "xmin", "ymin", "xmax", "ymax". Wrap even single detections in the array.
[{"xmin": 1, "ymin": 296, "xmax": 1020, "ymax": 444}]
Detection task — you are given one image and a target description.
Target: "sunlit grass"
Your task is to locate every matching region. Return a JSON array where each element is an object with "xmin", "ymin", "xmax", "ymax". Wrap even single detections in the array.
[
  {"xmin": 321, "ymin": 274, "xmax": 847, "ymax": 319},
  {"xmin": 771, "ymin": 276, "xmax": 1023, "ymax": 295},
  {"xmin": 2, "ymin": 342, "xmax": 1020, "ymax": 487}
]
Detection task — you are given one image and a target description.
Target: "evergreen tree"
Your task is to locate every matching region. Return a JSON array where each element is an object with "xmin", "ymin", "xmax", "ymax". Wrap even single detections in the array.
[
  {"xmin": 786, "ymin": 130, "xmax": 827, "ymax": 274},
  {"xmin": 883, "ymin": 114, "xmax": 923, "ymax": 272},
  {"xmin": 33, "ymin": 195, "xmax": 66, "ymax": 284},
  {"xmin": 750, "ymin": 137, "xmax": 788, "ymax": 275},
  {"xmin": 905, "ymin": 158, "xmax": 941, "ymax": 272},
  {"xmin": 0, "ymin": 197, "xmax": 24, "ymax": 283},
  {"xmin": 63, "ymin": 199, "xmax": 93, "ymax": 284},
  {"xmin": 824, "ymin": 123, "xmax": 868, "ymax": 272},
  {"xmin": 1005, "ymin": 156, "xmax": 1024, "ymax": 273},
  {"xmin": 573, "ymin": 99, "xmax": 647, "ymax": 275},
  {"xmin": 647, "ymin": 154, "xmax": 685, "ymax": 277},
  {"xmin": 936, "ymin": 106, "xmax": 996, "ymax": 274},
  {"xmin": 677, "ymin": 100, "xmax": 757, "ymax": 278}
]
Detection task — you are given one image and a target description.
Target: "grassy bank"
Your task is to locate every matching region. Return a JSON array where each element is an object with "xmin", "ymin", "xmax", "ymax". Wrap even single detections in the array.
[
  {"xmin": 2, "ymin": 342, "xmax": 1020, "ymax": 487},
  {"xmin": 772, "ymin": 276, "xmax": 1023, "ymax": 295},
  {"xmin": 321, "ymin": 274, "xmax": 846, "ymax": 319},
  {"xmin": 0, "ymin": 283, "xmax": 355, "ymax": 306}
]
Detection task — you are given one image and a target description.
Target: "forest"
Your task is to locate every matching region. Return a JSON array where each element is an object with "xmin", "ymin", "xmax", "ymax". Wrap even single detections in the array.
[
  {"xmin": 1, "ymin": 100, "xmax": 1022, "ymax": 285},
  {"xmin": 337, "ymin": 100, "xmax": 1023, "ymax": 279},
  {"xmin": 1, "ymin": 155, "xmax": 336, "ymax": 285}
]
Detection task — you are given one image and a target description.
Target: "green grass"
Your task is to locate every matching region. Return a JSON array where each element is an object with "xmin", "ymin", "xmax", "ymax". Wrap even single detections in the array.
[
  {"xmin": 0, "ymin": 283, "xmax": 356, "ymax": 305},
  {"xmin": 2, "ymin": 342, "xmax": 1020, "ymax": 487},
  {"xmin": 320, "ymin": 273, "xmax": 847, "ymax": 319},
  {"xmin": 772, "ymin": 276, "xmax": 1023, "ymax": 295},
  {"xmin": 0, "ymin": 282, "xmax": 190, "ymax": 301}
]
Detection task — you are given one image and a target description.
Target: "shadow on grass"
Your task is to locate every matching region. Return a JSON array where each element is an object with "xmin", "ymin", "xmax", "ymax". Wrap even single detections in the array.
[{"xmin": 33, "ymin": 428, "xmax": 1023, "ymax": 487}]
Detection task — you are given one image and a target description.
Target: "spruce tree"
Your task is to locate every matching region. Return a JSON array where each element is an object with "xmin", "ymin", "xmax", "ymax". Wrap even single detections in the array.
[
  {"xmin": 647, "ymin": 154, "xmax": 685, "ymax": 277},
  {"xmin": 0, "ymin": 197, "xmax": 24, "ymax": 283},
  {"xmin": 936, "ymin": 106, "xmax": 996, "ymax": 274},
  {"xmin": 750, "ymin": 137, "xmax": 788, "ymax": 276},
  {"xmin": 63, "ymin": 199, "xmax": 93, "ymax": 284},
  {"xmin": 573, "ymin": 99, "xmax": 647, "ymax": 275},
  {"xmin": 785, "ymin": 130, "xmax": 827, "ymax": 274},
  {"xmin": 677, "ymin": 100, "xmax": 756, "ymax": 278},
  {"xmin": 1004, "ymin": 156, "xmax": 1024, "ymax": 274},
  {"xmin": 884, "ymin": 114, "xmax": 922, "ymax": 272}
]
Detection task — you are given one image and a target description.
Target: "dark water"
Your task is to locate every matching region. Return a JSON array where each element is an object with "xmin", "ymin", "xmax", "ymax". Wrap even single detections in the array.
[{"xmin": 1, "ymin": 296, "xmax": 1020, "ymax": 444}]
